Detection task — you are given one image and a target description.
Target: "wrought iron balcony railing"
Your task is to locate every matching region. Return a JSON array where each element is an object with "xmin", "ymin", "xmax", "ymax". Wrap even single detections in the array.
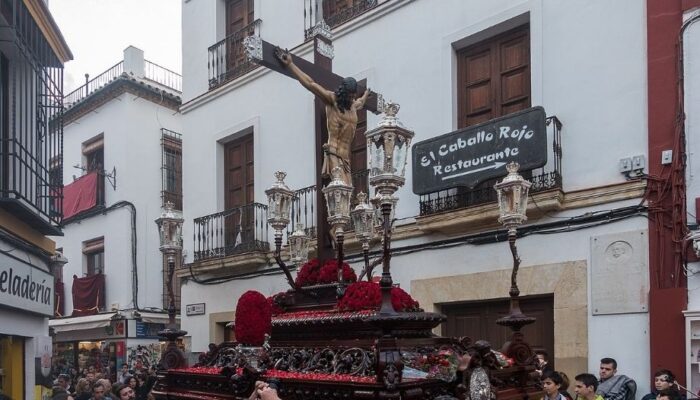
[
  {"xmin": 64, "ymin": 58, "xmax": 182, "ymax": 107},
  {"xmin": 64, "ymin": 61, "xmax": 123, "ymax": 106},
  {"xmin": 193, "ymin": 203, "xmax": 269, "ymax": 262},
  {"xmin": 0, "ymin": 0, "xmax": 65, "ymax": 234},
  {"xmin": 304, "ymin": 0, "xmax": 379, "ymax": 40},
  {"xmin": 286, "ymin": 168, "xmax": 369, "ymax": 239},
  {"xmin": 419, "ymin": 116, "xmax": 563, "ymax": 216},
  {"xmin": 208, "ymin": 19, "xmax": 262, "ymax": 89}
]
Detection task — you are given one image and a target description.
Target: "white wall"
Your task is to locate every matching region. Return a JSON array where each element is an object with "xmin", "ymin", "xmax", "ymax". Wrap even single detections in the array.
[
  {"xmin": 57, "ymin": 89, "xmax": 181, "ymax": 312},
  {"xmin": 180, "ymin": 0, "xmax": 650, "ymax": 393}
]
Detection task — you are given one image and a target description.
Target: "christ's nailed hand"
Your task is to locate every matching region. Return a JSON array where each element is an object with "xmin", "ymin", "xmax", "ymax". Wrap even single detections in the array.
[{"xmin": 275, "ymin": 47, "xmax": 291, "ymax": 66}]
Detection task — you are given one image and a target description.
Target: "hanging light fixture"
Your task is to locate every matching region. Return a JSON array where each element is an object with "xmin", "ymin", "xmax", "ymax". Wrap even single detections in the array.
[
  {"xmin": 351, "ymin": 192, "xmax": 376, "ymax": 279},
  {"xmin": 265, "ymin": 171, "xmax": 294, "ymax": 234},
  {"xmin": 265, "ymin": 171, "xmax": 301, "ymax": 289},
  {"xmin": 494, "ymin": 162, "xmax": 532, "ymax": 234},
  {"xmin": 323, "ymin": 167, "xmax": 354, "ymax": 235},
  {"xmin": 288, "ymin": 223, "xmax": 311, "ymax": 267},
  {"xmin": 365, "ymin": 102, "xmax": 415, "ymax": 202}
]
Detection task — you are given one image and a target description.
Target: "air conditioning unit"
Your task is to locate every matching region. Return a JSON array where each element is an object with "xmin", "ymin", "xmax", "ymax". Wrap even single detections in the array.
[{"xmin": 110, "ymin": 303, "xmax": 120, "ymax": 312}]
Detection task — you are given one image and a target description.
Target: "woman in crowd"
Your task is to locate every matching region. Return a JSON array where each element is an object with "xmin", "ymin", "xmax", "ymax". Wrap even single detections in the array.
[{"xmin": 73, "ymin": 378, "xmax": 92, "ymax": 400}]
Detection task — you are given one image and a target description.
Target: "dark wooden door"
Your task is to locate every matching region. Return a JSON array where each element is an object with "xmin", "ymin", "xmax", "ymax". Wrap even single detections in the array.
[
  {"xmin": 226, "ymin": 0, "xmax": 254, "ymax": 37},
  {"xmin": 442, "ymin": 295, "xmax": 554, "ymax": 367},
  {"xmin": 224, "ymin": 134, "xmax": 254, "ymax": 250},
  {"xmin": 226, "ymin": 0, "xmax": 254, "ymax": 72},
  {"xmin": 457, "ymin": 25, "xmax": 530, "ymax": 129}
]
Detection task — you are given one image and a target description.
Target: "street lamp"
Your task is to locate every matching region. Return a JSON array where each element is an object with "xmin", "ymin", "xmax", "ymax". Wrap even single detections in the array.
[
  {"xmin": 322, "ymin": 166, "xmax": 354, "ymax": 292},
  {"xmin": 494, "ymin": 162, "xmax": 536, "ymax": 332},
  {"xmin": 365, "ymin": 102, "xmax": 414, "ymax": 315},
  {"xmin": 351, "ymin": 192, "xmax": 376, "ymax": 281},
  {"xmin": 154, "ymin": 201, "xmax": 187, "ymax": 370},
  {"xmin": 265, "ymin": 171, "xmax": 301, "ymax": 289}
]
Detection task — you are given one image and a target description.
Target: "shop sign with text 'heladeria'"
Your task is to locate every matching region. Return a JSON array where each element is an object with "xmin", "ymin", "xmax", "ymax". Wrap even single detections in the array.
[{"xmin": 0, "ymin": 253, "xmax": 54, "ymax": 316}]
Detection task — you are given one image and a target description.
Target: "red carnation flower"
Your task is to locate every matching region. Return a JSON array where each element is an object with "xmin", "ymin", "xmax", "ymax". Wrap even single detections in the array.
[
  {"xmin": 338, "ymin": 282, "xmax": 420, "ymax": 312},
  {"xmin": 318, "ymin": 259, "xmax": 357, "ymax": 284},
  {"xmin": 235, "ymin": 290, "xmax": 272, "ymax": 346},
  {"xmin": 294, "ymin": 258, "xmax": 321, "ymax": 287},
  {"xmin": 338, "ymin": 281, "xmax": 381, "ymax": 311},
  {"xmin": 391, "ymin": 287, "xmax": 420, "ymax": 312}
]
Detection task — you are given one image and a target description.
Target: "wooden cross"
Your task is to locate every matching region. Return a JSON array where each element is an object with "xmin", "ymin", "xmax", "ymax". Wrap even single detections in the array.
[{"xmin": 245, "ymin": 32, "xmax": 384, "ymax": 264}]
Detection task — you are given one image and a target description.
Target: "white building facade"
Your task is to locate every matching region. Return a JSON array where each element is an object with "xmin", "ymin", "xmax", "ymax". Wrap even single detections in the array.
[
  {"xmin": 49, "ymin": 47, "xmax": 182, "ymax": 377},
  {"xmin": 178, "ymin": 0, "xmax": 690, "ymax": 395}
]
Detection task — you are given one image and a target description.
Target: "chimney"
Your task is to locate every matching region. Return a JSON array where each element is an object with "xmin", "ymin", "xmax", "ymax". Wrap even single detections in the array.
[{"xmin": 123, "ymin": 46, "xmax": 145, "ymax": 78}]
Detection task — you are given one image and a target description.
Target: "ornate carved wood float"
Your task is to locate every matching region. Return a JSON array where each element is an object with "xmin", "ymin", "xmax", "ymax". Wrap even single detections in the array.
[{"xmin": 151, "ymin": 283, "xmax": 543, "ymax": 400}]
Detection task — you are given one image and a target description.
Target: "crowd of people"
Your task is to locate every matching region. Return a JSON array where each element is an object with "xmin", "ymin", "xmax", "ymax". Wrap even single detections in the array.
[
  {"xmin": 50, "ymin": 364, "xmax": 157, "ymax": 400},
  {"xmin": 535, "ymin": 353, "xmax": 686, "ymax": 400},
  {"xmin": 50, "ymin": 355, "xmax": 686, "ymax": 400}
]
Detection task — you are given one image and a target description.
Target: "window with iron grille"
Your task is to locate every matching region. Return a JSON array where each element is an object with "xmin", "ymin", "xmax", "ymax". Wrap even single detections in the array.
[
  {"xmin": 83, "ymin": 237, "xmax": 105, "ymax": 277},
  {"xmin": 161, "ymin": 129, "xmax": 182, "ymax": 210}
]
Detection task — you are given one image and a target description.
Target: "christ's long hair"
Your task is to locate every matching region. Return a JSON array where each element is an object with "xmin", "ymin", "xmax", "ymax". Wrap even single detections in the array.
[{"xmin": 335, "ymin": 77, "xmax": 357, "ymax": 112}]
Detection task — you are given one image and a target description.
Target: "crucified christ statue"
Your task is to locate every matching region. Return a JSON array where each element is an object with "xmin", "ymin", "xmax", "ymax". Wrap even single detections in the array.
[{"xmin": 276, "ymin": 47, "xmax": 370, "ymax": 186}]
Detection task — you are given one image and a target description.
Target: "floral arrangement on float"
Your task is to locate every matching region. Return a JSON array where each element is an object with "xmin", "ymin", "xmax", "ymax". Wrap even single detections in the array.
[{"xmin": 294, "ymin": 258, "xmax": 357, "ymax": 287}]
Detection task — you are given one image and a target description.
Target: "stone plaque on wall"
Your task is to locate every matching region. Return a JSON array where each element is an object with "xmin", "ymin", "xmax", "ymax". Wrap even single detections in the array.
[{"xmin": 590, "ymin": 230, "xmax": 648, "ymax": 315}]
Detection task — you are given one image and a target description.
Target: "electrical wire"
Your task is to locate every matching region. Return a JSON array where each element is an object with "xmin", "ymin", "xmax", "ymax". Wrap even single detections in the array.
[
  {"xmin": 187, "ymin": 205, "xmax": 647, "ymax": 285},
  {"xmin": 64, "ymin": 201, "xmax": 140, "ymax": 310}
]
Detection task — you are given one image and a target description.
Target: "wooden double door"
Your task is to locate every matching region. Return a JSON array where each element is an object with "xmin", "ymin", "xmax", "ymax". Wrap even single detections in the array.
[{"xmin": 441, "ymin": 295, "xmax": 554, "ymax": 365}]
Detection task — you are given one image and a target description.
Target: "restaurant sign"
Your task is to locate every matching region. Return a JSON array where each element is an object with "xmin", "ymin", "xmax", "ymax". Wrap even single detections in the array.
[
  {"xmin": 0, "ymin": 253, "xmax": 54, "ymax": 316},
  {"xmin": 412, "ymin": 107, "xmax": 547, "ymax": 195}
]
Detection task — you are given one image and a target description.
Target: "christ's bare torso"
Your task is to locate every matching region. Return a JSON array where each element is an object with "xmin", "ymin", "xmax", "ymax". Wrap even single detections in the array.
[{"xmin": 323, "ymin": 101, "xmax": 359, "ymax": 184}]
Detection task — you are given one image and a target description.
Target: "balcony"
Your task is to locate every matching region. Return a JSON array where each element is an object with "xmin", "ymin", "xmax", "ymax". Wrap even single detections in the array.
[
  {"xmin": 208, "ymin": 19, "xmax": 262, "ymax": 90},
  {"xmin": 64, "ymin": 59, "xmax": 182, "ymax": 107},
  {"xmin": 286, "ymin": 168, "xmax": 369, "ymax": 239},
  {"xmin": 418, "ymin": 116, "xmax": 563, "ymax": 216},
  {"xmin": 304, "ymin": 0, "xmax": 379, "ymax": 40},
  {"xmin": 193, "ymin": 202, "xmax": 269, "ymax": 262}
]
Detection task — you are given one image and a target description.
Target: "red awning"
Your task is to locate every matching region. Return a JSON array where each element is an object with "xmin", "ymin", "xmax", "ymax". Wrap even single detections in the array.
[{"xmin": 63, "ymin": 172, "xmax": 98, "ymax": 219}]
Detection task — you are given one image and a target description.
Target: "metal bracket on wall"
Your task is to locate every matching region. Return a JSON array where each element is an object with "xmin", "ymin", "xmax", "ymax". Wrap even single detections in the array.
[{"xmin": 72, "ymin": 164, "xmax": 117, "ymax": 190}]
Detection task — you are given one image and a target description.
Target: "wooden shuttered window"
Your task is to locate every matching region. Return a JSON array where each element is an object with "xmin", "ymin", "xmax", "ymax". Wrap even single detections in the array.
[
  {"xmin": 224, "ymin": 133, "xmax": 254, "ymax": 247},
  {"xmin": 457, "ymin": 25, "xmax": 531, "ymax": 129}
]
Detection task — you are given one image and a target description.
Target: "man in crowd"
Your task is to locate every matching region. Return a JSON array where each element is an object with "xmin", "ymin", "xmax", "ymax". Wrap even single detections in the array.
[
  {"xmin": 89, "ymin": 383, "xmax": 106, "ymax": 400},
  {"xmin": 574, "ymin": 373, "xmax": 604, "ymax": 400},
  {"xmin": 536, "ymin": 350, "xmax": 554, "ymax": 376},
  {"xmin": 541, "ymin": 370, "xmax": 566, "ymax": 400},
  {"xmin": 642, "ymin": 370, "xmax": 683, "ymax": 400},
  {"xmin": 657, "ymin": 389, "xmax": 681, "ymax": 400},
  {"xmin": 597, "ymin": 358, "xmax": 634, "ymax": 400},
  {"xmin": 117, "ymin": 363, "xmax": 130, "ymax": 384},
  {"xmin": 112, "ymin": 384, "xmax": 135, "ymax": 400}
]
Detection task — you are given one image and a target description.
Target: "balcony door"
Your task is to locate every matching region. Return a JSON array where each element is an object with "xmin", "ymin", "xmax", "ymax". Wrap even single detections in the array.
[
  {"xmin": 224, "ymin": 134, "xmax": 254, "ymax": 252},
  {"xmin": 226, "ymin": 0, "xmax": 254, "ymax": 73}
]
